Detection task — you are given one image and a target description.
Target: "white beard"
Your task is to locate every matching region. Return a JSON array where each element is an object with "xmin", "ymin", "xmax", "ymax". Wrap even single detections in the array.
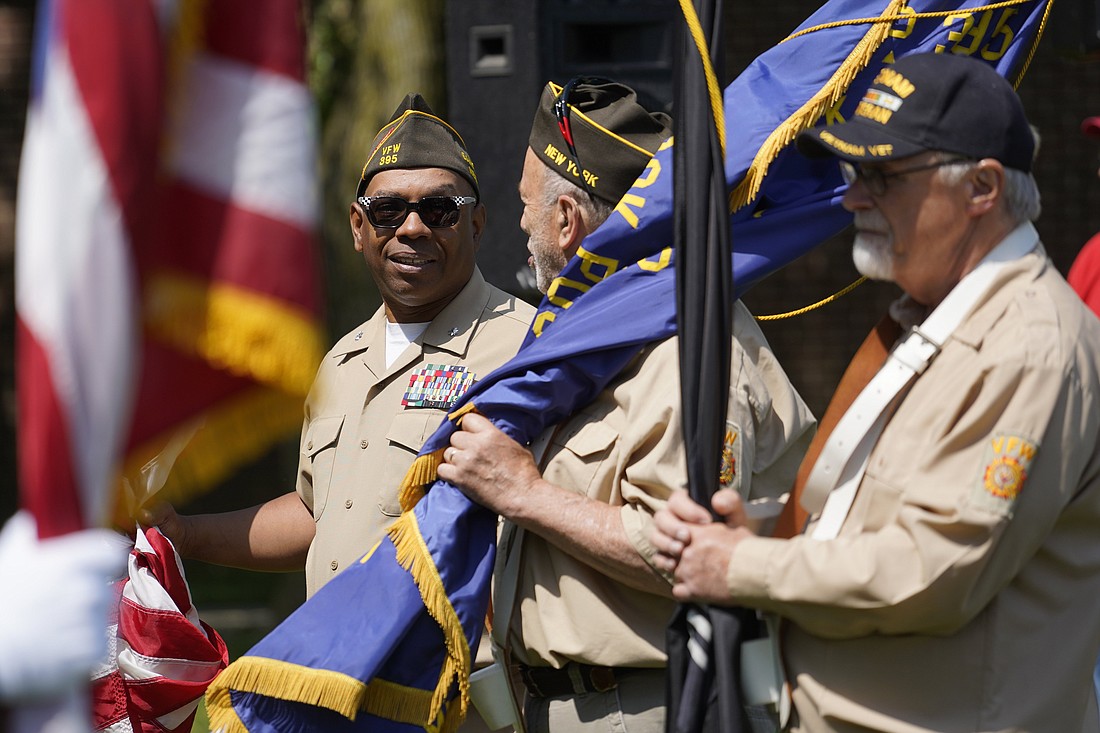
[
  {"xmin": 529, "ymin": 236, "xmax": 568, "ymax": 295},
  {"xmin": 851, "ymin": 212, "xmax": 895, "ymax": 281}
]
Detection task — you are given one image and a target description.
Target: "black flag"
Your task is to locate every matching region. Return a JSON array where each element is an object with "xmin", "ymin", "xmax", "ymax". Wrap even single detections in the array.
[{"xmin": 667, "ymin": 2, "xmax": 764, "ymax": 732}]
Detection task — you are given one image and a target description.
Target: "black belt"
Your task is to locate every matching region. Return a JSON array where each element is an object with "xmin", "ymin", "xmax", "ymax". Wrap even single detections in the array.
[{"xmin": 518, "ymin": 663, "xmax": 623, "ymax": 698}]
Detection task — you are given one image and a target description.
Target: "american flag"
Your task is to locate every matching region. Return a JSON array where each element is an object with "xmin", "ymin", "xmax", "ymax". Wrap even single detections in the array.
[
  {"xmin": 93, "ymin": 526, "xmax": 229, "ymax": 733},
  {"xmin": 16, "ymin": 0, "xmax": 324, "ymax": 536},
  {"xmin": 15, "ymin": 0, "xmax": 321, "ymax": 728}
]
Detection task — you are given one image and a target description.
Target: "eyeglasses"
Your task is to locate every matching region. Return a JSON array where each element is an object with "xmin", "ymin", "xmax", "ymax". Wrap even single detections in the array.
[
  {"xmin": 357, "ymin": 195, "xmax": 477, "ymax": 228},
  {"xmin": 553, "ymin": 75, "xmax": 612, "ymax": 197},
  {"xmin": 839, "ymin": 157, "xmax": 973, "ymax": 196}
]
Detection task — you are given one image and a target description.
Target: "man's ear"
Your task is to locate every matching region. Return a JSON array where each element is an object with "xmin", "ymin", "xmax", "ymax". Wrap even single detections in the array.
[
  {"xmin": 967, "ymin": 159, "xmax": 1005, "ymax": 218},
  {"xmin": 557, "ymin": 195, "xmax": 589, "ymax": 259},
  {"xmin": 350, "ymin": 202, "xmax": 365, "ymax": 253}
]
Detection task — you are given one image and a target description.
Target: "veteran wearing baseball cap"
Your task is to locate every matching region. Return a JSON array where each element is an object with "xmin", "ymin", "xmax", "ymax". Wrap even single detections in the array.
[
  {"xmin": 436, "ymin": 77, "xmax": 816, "ymax": 733},
  {"xmin": 652, "ymin": 52, "xmax": 1100, "ymax": 733}
]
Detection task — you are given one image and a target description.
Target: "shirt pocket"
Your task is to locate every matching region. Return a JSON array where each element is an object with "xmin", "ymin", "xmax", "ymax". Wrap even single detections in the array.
[
  {"xmin": 545, "ymin": 419, "xmax": 620, "ymax": 499},
  {"xmin": 303, "ymin": 415, "xmax": 344, "ymax": 521},
  {"xmin": 846, "ymin": 470, "xmax": 905, "ymax": 533},
  {"xmin": 377, "ymin": 409, "xmax": 443, "ymax": 516}
]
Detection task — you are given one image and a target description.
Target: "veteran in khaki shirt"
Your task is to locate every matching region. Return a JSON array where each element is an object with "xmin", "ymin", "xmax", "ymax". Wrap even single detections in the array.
[
  {"xmin": 504, "ymin": 303, "xmax": 814, "ymax": 672},
  {"xmin": 437, "ymin": 78, "xmax": 815, "ymax": 733},
  {"xmin": 140, "ymin": 93, "xmax": 533, "ymax": 619},
  {"xmin": 299, "ymin": 268, "xmax": 532, "ymax": 596},
  {"xmin": 653, "ymin": 53, "xmax": 1100, "ymax": 733},
  {"xmin": 731, "ymin": 250, "xmax": 1100, "ymax": 732}
]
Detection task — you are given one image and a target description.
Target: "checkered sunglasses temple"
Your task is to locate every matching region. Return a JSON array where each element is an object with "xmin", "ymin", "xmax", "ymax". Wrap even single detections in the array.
[{"xmin": 357, "ymin": 195, "xmax": 477, "ymax": 228}]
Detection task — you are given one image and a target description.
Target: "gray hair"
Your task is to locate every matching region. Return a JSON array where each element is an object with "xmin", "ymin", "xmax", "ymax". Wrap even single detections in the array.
[
  {"xmin": 938, "ymin": 158, "xmax": 1041, "ymax": 224},
  {"xmin": 540, "ymin": 167, "xmax": 617, "ymax": 230}
]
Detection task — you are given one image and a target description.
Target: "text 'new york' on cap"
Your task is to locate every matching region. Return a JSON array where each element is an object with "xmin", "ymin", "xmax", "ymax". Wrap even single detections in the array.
[
  {"xmin": 356, "ymin": 93, "xmax": 479, "ymax": 198},
  {"xmin": 796, "ymin": 52, "xmax": 1035, "ymax": 172},
  {"xmin": 529, "ymin": 79, "xmax": 672, "ymax": 205}
]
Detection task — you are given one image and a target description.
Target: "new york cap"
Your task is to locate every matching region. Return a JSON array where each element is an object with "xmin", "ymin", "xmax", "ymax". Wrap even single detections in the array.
[
  {"xmin": 797, "ymin": 53, "xmax": 1034, "ymax": 172},
  {"xmin": 529, "ymin": 79, "xmax": 672, "ymax": 205},
  {"xmin": 356, "ymin": 93, "xmax": 479, "ymax": 198}
]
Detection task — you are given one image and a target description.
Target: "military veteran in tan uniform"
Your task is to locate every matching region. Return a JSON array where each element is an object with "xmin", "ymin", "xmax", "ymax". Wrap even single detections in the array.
[
  {"xmin": 142, "ymin": 95, "xmax": 534, "ymax": 601},
  {"xmin": 653, "ymin": 53, "xmax": 1100, "ymax": 733},
  {"xmin": 437, "ymin": 79, "xmax": 816, "ymax": 733}
]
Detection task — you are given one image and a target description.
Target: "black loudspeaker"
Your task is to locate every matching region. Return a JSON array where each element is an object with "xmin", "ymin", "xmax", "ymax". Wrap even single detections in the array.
[{"xmin": 445, "ymin": 0, "xmax": 678, "ymax": 300}]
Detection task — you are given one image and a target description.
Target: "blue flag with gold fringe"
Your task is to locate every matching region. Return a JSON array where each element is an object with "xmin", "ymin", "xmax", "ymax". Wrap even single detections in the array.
[{"xmin": 206, "ymin": 1, "xmax": 1052, "ymax": 730}]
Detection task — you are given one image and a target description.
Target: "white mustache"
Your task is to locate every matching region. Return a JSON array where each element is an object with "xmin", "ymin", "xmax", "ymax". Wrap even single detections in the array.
[{"xmin": 854, "ymin": 210, "xmax": 889, "ymax": 232}]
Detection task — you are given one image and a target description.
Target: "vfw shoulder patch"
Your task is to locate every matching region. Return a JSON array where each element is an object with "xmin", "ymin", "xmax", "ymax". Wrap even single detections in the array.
[
  {"xmin": 972, "ymin": 433, "xmax": 1038, "ymax": 514},
  {"xmin": 719, "ymin": 423, "xmax": 741, "ymax": 489},
  {"xmin": 402, "ymin": 364, "xmax": 476, "ymax": 409}
]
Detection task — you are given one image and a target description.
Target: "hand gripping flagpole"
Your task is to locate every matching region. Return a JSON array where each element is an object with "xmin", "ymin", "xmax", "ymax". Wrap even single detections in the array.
[{"xmin": 667, "ymin": 1, "xmax": 760, "ymax": 732}]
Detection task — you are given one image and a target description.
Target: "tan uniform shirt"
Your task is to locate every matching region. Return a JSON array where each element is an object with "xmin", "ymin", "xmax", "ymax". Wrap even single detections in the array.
[
  {"xmin": 503, "ymin": 300, "xmax": 816, "ymax": 668},
  {"xmin": 296, "ymin": 269, "xmax": 535, "ymax": 597},
  {"xmin": 729, "ymin": 250, "xmax": 1100, "ymax": 733}
]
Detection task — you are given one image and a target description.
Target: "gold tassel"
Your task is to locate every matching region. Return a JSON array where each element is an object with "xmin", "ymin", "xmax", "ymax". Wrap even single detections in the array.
[
  {"xmin": 397, "ymin": 402, "xmax": 484, "ymax": 511},
  {"xmin": 205, "ymin": 657, "xmax": 367, "ymax": 728},
  {"xmin": 398, "ymin": 449, "xmax": 444, "ymax": 511},
  {"xmin": 361, "ymin": 677, "xmax": 439, "ymax": 725},
  {"xmin": 388, "ymin": 512, "xmax": 472, "ymax": 728},
  {"xmin": 728, "ymin": 0, "xmax": 904, "ymax": 214}
]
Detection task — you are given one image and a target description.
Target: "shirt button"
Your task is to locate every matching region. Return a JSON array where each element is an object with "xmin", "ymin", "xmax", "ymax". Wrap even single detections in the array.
[
  {"xmin": 360, "ymin": 439, "xmax": 368, "ymax": 449},
  {"xmin": 345, "ymin": 499, "xmax": 353, "ymax": 509},
  {"xmin": 307, "ymin": 440, "xmax": 314, "ymax": 450},
  {"xmin": 330, "ymin": 560, "xmax": 339, "ymax": 571}
]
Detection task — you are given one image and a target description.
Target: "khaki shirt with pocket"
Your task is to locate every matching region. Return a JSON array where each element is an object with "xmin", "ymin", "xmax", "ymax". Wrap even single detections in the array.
[
  {"xmin": 503, "ymin": 300, "xmax": 816, "ymax": 668},
  {"xmin": 296, "ymin": 269, "xmax": 535, "ymax": 597},
  {"xmin": 729, "ymin": 250, "xmax": 1100, "ymax": 733}
]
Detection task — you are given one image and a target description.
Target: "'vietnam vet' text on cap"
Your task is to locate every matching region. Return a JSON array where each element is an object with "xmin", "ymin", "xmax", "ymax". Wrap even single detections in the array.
[{"xmin": 797, "ymin": 53, "xmax": 1034, "ymax": 172}]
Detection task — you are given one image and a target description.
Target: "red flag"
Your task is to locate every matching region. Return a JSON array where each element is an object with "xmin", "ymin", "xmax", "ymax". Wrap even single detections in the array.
[
  {"xmin": 16, "ymin": 0, "xmax": 161, "ymax": 538},
  {"xmin": 15, "ymin": 0, "xmax": 324, "ymax": 532}
]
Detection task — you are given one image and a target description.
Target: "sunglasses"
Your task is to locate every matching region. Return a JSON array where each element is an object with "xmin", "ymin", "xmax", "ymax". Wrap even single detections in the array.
[
  {"xmin": 357, "ymin": 195, "xmax": 477, "ymax": 229},
  {"xmin": 839, "ymin": 157, "xmax": 972, "ymax": 197},
  {"xmin": 553, "ymin": 76, "xmax": 613, "ymax": 197}
]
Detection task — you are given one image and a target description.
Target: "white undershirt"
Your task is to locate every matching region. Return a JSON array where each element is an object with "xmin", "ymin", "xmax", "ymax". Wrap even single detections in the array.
[{"xmin": 385, "ymin": 320, "xmax": 430, "ymax": 368}]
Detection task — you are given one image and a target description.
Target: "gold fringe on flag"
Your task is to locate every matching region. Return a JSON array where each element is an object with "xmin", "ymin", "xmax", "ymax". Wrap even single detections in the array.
[
  {"xmin": 205, "ymin": 657, "xmax": 366, "ymax": 732},
  {"xmin": 398, "ymin": 449, "xmax": 445, "ymax": 512},
  {"xmin": 397, "ymin": 402, "xmax": 482, "ymax": 512},
  {"xmin": 728, "ymin": 0, "xmax": 906, "ymax": 214},
  {"xmin": 388, "ymin": 510, "xmax": 473, "ymax": 729},
  {"xmin": 144, "ymin": 273, "xmax": 325, "ymax": 396},
  {"xmin": 204, "ymin": 654, "xmax": 465, "ymax": 732}
]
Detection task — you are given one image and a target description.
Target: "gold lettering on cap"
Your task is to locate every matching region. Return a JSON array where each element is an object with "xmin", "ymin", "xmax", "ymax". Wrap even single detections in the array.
[
  {"xmin": 543, "ymin": 143, "xmax": 568, "ymax": 167},
  {"xmin": 819, "ymin": 130, "xmax": 865, "ymax": 157},
  {"xmin": 544, "ymin": 143, "xmax": 596, "ymax": 188},
  {"xmin": 867, "ymin": 144, "xmax": 894, "ymax": 156},
  {"xmin": 872, "ymin": 68, "xmax": 916, "ymax": 98},
  {"xmin": 855, "ymin": 101, "xmax": 894, "ymax": 125}
]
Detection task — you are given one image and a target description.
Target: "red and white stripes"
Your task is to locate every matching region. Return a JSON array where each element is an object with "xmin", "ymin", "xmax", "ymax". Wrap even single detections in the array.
[{"xmin": 94, "ymin": 527, "xmax": 228, "ymax": 733}]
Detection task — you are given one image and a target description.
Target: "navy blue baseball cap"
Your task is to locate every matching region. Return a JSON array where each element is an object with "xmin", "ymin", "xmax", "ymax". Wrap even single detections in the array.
[{"xmin": 797, "ymin": 53, "xmax": 1034, "ymax": 172}]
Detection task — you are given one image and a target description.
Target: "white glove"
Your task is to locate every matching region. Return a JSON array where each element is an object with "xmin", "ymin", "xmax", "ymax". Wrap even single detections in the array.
[{"xmin": 0, "ymin": 511, "xmax": 129, "ymax": 702}]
